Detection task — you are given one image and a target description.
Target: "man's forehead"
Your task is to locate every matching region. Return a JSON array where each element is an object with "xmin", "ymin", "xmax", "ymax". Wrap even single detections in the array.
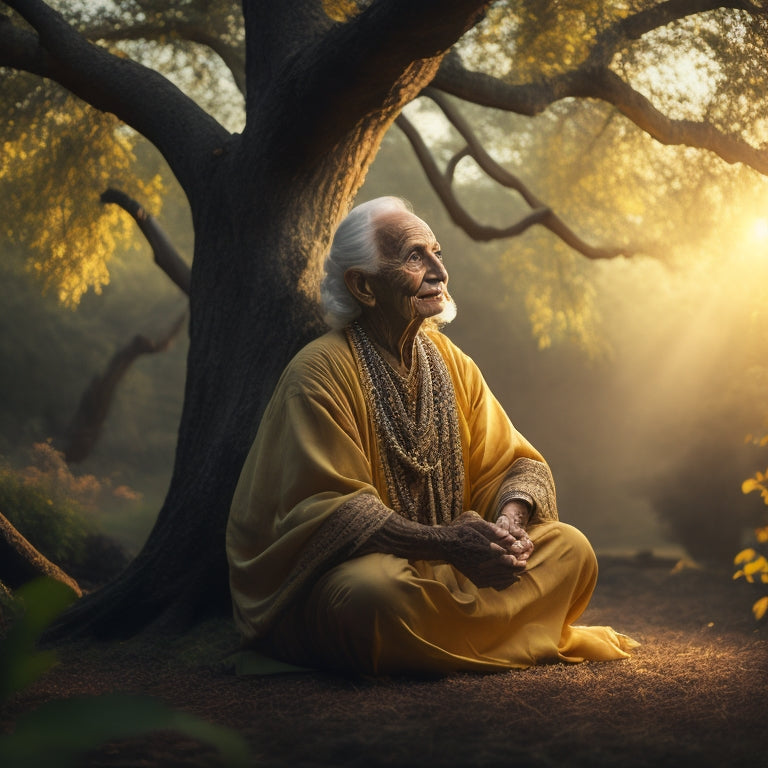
[{"xmin": 374, "ymin": 210, "xmax": 437, "ymax": 248}]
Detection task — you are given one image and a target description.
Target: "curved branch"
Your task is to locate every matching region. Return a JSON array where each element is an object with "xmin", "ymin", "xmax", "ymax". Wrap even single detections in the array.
[
  {"xmin": 423, "ymin": 88, "xmax": 636, "ymax": 258},
  {"xmin": 63, "ymin": 312, "xmax": 188, "ymax": 464},
  {"xmin": 398, "ymin": 106, "xmax": 633, "ymax": 258},
  {"xmin": 62, "ymin": 188, "xmax": 190, "ymax": 464},
  {"xmin": 433, "ymin": 55, "xmax": 768, "ymax": 174},
  {"xmin": 91, "ymin": 21, "xmax": 246, "ymax": 97},
  {"xmin": 585, "ymin": 68, "xmax": 768, "ymax": 173},
  {"xmin": 101, "ymin": 189, "xmax": 191, "ymax": 295},
  {"xmin": 396, "ymin": 113, "xmax": 550, "ymax": 241},
  {"xmin": 431, "ymin": 1, "xmax": 768, "ymax": 175},
  {"xmin": 0, "ymin": 511, "xmax": 81, "ymax": 595},
  {"xmin": 585, "ymin": 0, "xmax": 761, "ymax": 67},
  {"xmin": 1, "ymin": 0, "xmax": 230, "ymax": 190}
]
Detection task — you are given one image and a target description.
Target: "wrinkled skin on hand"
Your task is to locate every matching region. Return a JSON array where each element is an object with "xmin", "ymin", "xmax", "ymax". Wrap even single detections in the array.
[
  {"xmin": 495, "ymin": 501, "xmax": 534, "ymax": 564},
  {"xmin": 443, "ymin": 511, "xmax": 528, "ymax": 590}
]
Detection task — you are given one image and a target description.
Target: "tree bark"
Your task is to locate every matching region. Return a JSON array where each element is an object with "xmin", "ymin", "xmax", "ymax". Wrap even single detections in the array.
[
  {"xmin": 42, "ymin": 2, "xmax": 492, "ymax": 640},
  {"xmin": 63, "ymin": 313, "xmax": 188, "ymax": 464},
  {"xmin": 0, "ymin": 512, "xmax": 82, "ymax": 596}
]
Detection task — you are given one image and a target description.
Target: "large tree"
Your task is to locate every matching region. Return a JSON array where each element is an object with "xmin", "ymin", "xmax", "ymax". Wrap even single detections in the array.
[{"xmin": 2, "ymin": 0, "xmax": 767, "ymax": 638}]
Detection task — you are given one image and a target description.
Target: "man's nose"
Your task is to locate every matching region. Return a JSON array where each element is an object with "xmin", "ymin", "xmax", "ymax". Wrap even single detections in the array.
[{"xmin": 426, "ymin": 254, "xmax": 448, "ymax": 282}]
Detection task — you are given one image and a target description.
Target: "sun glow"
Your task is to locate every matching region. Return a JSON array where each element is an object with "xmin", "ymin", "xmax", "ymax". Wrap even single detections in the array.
[{"xmin": 751, "ymin": 217, "xmax": 768, "ymax": 242}]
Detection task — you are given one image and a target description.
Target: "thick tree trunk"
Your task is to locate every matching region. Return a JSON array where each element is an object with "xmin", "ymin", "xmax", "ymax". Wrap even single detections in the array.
[
  {"xmin": 49, "ymin": 143, "xmax": 372, "ymax": 639},
  {"xmin": 43, "ymin": 0, "xmax": 485, "ymax": 642}
]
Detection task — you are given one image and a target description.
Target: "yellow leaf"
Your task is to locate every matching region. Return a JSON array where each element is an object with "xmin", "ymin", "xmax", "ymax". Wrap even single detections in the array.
[
  {"xmin": 742, "ymin": 478, "xmax": 760, "ymax": 494},
  {"xmin": 752, "ymin": 596, "xmax": 768, "ymax": 620},
  {"xmin": 744, "ymin": 557, "xmax": 768, "ymax": 576},
  {"xmin": 734, "ymin": 548, "xmax": 757, "ymax": 565}
]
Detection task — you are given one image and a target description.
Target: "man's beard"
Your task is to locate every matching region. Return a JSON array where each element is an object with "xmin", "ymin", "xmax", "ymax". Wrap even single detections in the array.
[{"xmin": 434, "ymin": 294, "xmax": 457, "ymax": 326}]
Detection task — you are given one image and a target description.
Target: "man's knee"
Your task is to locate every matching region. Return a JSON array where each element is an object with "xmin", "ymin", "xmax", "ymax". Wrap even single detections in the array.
[
  {"xmin": 314, "ymin": 553, "xmax": 413, "ymax": 629},
  {"xmin": 531, "ymin": 520, "xmax": 598, "ymax": 575}
]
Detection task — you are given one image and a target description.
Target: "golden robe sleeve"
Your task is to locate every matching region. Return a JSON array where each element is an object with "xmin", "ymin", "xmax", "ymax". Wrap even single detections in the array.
[{"xmin": 226, "ymin": 332, "xmax": 392, "ymax": 642}]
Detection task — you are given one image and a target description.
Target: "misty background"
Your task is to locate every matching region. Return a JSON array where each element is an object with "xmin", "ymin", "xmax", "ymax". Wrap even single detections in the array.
[{"xmin": 2, "ymin": 111, "xmax": 767, "ymax": 566}]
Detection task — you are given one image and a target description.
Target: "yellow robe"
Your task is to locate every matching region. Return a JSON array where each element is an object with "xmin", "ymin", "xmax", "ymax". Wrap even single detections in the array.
[{"xmin": 226, "ymin": 328, "xmax": 637, "ymax": 674}]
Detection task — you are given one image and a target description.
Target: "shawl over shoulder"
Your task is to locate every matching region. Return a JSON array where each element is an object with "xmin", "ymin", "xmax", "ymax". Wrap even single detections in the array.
[{"xmin": 226, "ymin": 329, "xmax": 556, "ymax": 641}]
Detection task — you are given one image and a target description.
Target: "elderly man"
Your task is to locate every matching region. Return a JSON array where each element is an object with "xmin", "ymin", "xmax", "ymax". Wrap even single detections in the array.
[{"xmin": 226, "ymin": 196, "xmax": 636, "ymax": 675}]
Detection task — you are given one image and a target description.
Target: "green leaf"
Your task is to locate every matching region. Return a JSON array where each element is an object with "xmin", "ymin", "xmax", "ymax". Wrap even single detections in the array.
[
  {"xmin": 0, "ymin": 692, "xmax": 252, "ymax": 768},
  {"xmin": 0, "ymin": 577, "xmax": 77, "ymax": 700}
]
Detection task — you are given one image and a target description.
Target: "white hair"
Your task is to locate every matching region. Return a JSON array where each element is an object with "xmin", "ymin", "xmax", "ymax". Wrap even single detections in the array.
[{"xmin": 321, "ymin": 196, "xmax": 411, "ymax": 330}]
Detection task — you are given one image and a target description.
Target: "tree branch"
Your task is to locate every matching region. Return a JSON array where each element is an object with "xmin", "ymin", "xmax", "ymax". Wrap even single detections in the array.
[
  {"xmin": 63, "ymin": 312, "xmax": 188, "ymax": 464},
  {"xmin": 396, "ymin": 113, "xmax": 551, "ymax": 241},
  {"xmin": 583, "ymin": 68, "xmax": 768, "ymax": 174},
  {"xmin": 0, "ymin": 0, "xmax": 230, "ymax": 191},
  {"xmin": 101, "ymin": 189, "xmax": 191, "ymax": 295},
  {"xmin": 585, "ymin": 0, "xmax": 762, "ymax": 67},
  {"xmin": 90, "ymin": 20, "xmax": 246, "ymax": 97},
  {"xmin": 0, "ymin": 511, "xmax": 81, "ymax": 595},
  {"xmin": 60, "ymin": 188, "xmax": 192, "ymax": 463},
  {"xmin": 256, "ymin": 0, "xmax": 491, "ymax": 169},
  {"xmin": 398, "ymin": 100, "xmax": 634, "ymax": 259},
  {"xmin": 423, "ymin": 89, "xmax": 636, "ymax": 258},
  {"xmin": 431, "ymin": 1, "xmax": 768, "ymax": 175}
]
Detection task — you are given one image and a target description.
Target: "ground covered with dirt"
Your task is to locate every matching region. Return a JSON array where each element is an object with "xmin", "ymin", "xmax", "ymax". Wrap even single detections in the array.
[{"xmin": 2, "ymin": 555, "xmax": 766, "ymax": 767}]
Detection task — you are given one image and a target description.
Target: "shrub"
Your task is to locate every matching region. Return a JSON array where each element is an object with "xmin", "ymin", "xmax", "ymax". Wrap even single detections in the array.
[
  {"xmin": 733, "ymin": 434, "xmax": 768, "ymax": 620},
  {"xmin": 0, "ymin": 468, "xmax": 93, "ymax": 573},
  {"xmin": 0, "ymin": 442, "xmax": 134, "ymax": 582}
]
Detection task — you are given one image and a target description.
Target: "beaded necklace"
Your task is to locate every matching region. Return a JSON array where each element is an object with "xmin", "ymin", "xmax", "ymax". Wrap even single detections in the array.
[{"xmin": 346, "ymin": 321, "xmax": 464, "ymax": 525}]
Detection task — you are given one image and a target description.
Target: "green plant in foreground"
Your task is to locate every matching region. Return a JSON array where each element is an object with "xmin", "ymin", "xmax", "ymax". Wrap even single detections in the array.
[{"xmin": 0, "ymin": 578, "xmax": 252, "ymax": 768}]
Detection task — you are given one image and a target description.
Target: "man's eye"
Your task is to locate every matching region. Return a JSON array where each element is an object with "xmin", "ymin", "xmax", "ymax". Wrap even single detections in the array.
[
  {"xmin": 407, "ymin": 252, "xmax": 422, "ymax": 263},
  {"xmin": 434, "ymin": 250, "xmax": 443, "ymax": 260}
]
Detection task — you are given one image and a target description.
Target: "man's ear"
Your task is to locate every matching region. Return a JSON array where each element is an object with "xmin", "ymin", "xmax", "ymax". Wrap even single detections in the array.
[{"xmin": 344, "ymin": 269, "xmax": 376, "ymax": 307}]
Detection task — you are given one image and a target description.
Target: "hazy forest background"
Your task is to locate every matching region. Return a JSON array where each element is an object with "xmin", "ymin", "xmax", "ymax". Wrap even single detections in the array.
[{"xmin": 2, "ymin": 0, "xmax": 768, "ymax": 576}]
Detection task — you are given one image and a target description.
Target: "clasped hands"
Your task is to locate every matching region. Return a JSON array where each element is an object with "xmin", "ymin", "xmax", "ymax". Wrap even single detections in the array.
[{"xmin": 444, "ymin": 502, "xmax": 533, "ymax": 590}]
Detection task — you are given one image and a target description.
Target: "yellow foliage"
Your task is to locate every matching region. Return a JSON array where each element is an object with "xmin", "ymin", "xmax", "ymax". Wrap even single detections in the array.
[
  {"xmin": 0, "ymin": 82, "xmax": 165, "ymax": 306},
  {"xmin": 734, "ymin": 547, "xmax": 757, "ymax": 565},
  {"xmin": 465, "ymin": 0, "xmax": 628, "ymax": 83},
  {"xmin": 741, "ymin": 467, "xmax": 768, "ymax": 504},
  {"xmin": 501, "ymin": 239, "xmax": 609, "ymax": 359},
  {"xmin": 753, "ymin": 596, "xmax": 768, "ymax": 620},
  {"xmin": 734, "ymin": 439, "xmax": 768, "ymax": 619},
  {"xmin": 321, "ymin": 0, "xmax": 360, "ymax": 22}
]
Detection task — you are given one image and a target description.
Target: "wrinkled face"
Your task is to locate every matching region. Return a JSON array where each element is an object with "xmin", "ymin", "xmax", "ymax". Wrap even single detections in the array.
[{"xmin": 368, "ymin": 210, "xmax": 450, "ymax": 330}]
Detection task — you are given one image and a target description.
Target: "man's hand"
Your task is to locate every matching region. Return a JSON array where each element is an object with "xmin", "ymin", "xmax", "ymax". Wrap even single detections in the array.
[
  {"xmin": 495, "ymin": 501, "xmax": 534, "ymax": 564},
  {"xmin": 442, "ymin": 511, "xmax": 528, "ymax": 590}
]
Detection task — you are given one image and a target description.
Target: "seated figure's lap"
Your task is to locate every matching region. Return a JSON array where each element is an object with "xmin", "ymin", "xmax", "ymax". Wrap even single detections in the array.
[
  {"xmin": 262, "ymin": 520, "xmax": 597, "ymax": 671},
  {"xmin": 315, "ymin": 519, "xmax": 595, "ymax": 611}
]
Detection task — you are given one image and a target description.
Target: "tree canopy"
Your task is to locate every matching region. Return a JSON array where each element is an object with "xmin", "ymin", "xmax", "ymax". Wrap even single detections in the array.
[{"xmin": 3, "ymin": 0, "xmax": 768, "ymax": 307}]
